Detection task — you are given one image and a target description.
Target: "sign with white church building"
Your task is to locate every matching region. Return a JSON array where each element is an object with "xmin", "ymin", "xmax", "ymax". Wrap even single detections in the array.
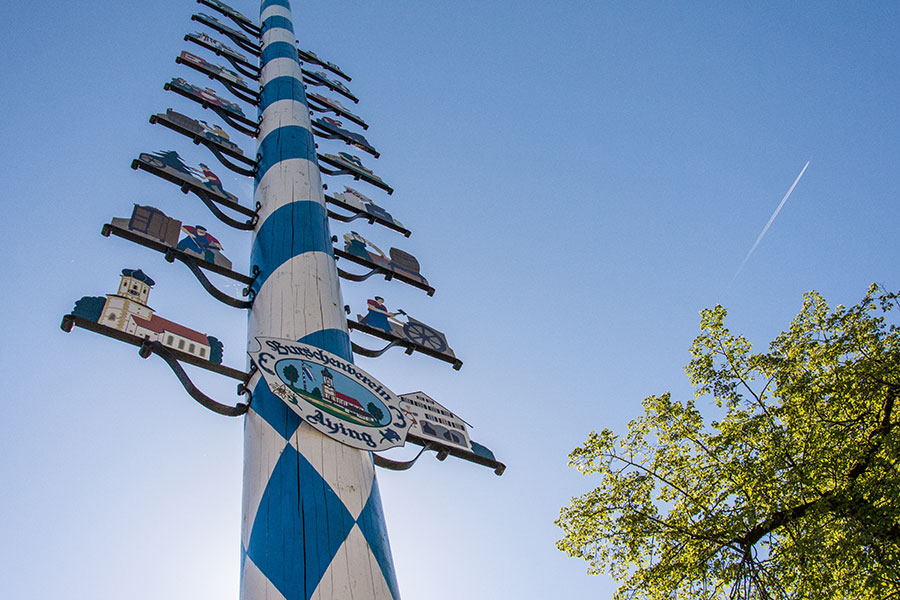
[{"xmin": 71, "ymin": 268, "xmax": 224, "ymax": 364}]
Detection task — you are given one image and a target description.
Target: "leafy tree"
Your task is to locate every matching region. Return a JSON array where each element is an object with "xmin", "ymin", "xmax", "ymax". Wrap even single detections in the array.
[
  {"xmin": 557, "ymin": 285, "xmax": 900, "ymax": 600},
  {"xmin": 207, "ymin": 336, "xmax": 224, "ymax": 364},
  {"xmin": 366, "ymin": 402, "xmax": 384, "ymax": 423},
  {"xmin": 283, "ymin": 364, "xmax": 300, "ymax": 389},
  {"xmin": 72, "ymin": 296, "xmax": 106, "ymax": 322}
]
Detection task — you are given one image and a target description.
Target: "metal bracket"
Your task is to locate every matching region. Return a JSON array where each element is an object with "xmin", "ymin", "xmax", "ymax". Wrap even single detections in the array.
[
  {"xmin": 221, "ymin": 80, "xmax": 260, "ymax": 106},
  {"xmin": 211, "ymin": 106, "xmax": 259, "ymax": 137},
  {"xmin": 243, "ymin": 265, "xmax": 260, "ymax": 298},
  {"xmin": 189, "ymin": 187, "xmax": 258, "ymax": 230},
  {"xmin": 221, "ymin": 53, "xmax": 260, "ymax": 80},
  {"xmin": 324, "ymin": 208, "xmax": 411, "ymax": 238},
  {"xmin": 335, "ymin": 265, "xmax": 389, "ymax": 283},
  {"xmin": 333, "ymin": 250, "xmax": 434, "ymax": 296},
  {"xmin": 197, "ymin": 0, "xmax": 262, "ymax": 38},
  {"xmin": 102, "ymin": 223, "xmax": 254, "ymax": 296},
  {"xmin": 311, "ymin": 127, "xmax": 379, "ymax": 158},
  {"xmin": 192, "ymin": 14, "xmax": 261, "ymax": 56},
  {"xmin": 199, "ymin": 139, "xmax": 257, "ymax": 176},
  {"xmin": 326, "ymin": 208, "xmax": 372, "ymax": 224},
  {"xmin": 139, "ymin": 340, "xmax": 249, "ymax": 416},
  {"xmin": 233, "ymin": 19, "xmax": 261, "ymax": 38},
  {"xmin": 318, "ymin": 165, "xmax": 353, "ymax": 177},
  {"xmin": 372, "ymin": 443, "xmax": 440, "ymax": 471},
  {"xmin": 350, "ymin": 339, "xmax": 407, "ymax": 359},
  {"xmin": 164, "ymin": 249, "xmax": 253, "ymax": 309},
  {"xmin": 348, "ymin": 320, "xmax": 463, "ymax": 370}
]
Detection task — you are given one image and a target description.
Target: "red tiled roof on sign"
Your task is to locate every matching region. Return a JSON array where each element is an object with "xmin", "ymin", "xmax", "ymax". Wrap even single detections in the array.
[
  {"xmin": 335, "ymin": 390, "xmax": 365, "ymax": 410},
  {"xmin": 131, "ymin": 314, "xmax": 209, "ymax": 345}
]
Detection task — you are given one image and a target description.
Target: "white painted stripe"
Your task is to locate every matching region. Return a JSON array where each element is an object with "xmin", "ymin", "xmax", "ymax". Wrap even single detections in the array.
[
  {"xmin": 253, "ymin": 157, "xmax": 324, "ymax": 227},
  {"xmin": 310, "ymin": 525, "xmax": 395, "ymax": 600},
  {"xmin": 262, "ymin": 27, "xmax": 296, "ymax": 49},
  {"xmin": 241, "ymin": 555, "xmax": 288, "ymax": 600},
  {"xmin": 249, "ymin": 251, "xmax": 347, "ymax": 341},
  {"xmin": 259, "ymin": 98, "xmax": 311, "ymax": 142},
  {"xmin": 260, "ymin": 4, "xmax": 292, "ymax": 23},
  {"xmin": 242, "ymin": 408, "xmax": 290, "ymax": 548},
  {"xmin": 261, "ymin": 56, "xmax": 303, "ymax": 85},
  {"xmin": 289, "ymin": 426, "xmax": 375, "ymax": 520}
]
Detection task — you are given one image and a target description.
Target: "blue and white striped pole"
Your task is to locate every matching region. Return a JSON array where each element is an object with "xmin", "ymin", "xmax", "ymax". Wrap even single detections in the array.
[{"xmin": 241, "ymin": 2, "xmax": 401, "ymax": 599}]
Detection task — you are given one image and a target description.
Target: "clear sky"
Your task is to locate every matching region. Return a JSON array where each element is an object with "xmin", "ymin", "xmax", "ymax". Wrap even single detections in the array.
[{"xmin": 2, "ymin": 1, "xmax": 899, "ymax": 599}]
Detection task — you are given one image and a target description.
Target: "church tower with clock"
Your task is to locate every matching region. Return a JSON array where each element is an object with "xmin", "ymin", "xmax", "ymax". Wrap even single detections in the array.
[{"xmin": 100, "ymin": 268, "xmax": 156, "ymax": 330}]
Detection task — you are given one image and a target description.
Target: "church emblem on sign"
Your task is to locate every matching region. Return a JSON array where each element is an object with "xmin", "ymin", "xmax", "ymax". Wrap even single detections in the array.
[{"xmin": 250, "ymin": 338, "xmax": 412, "ymax": 451}]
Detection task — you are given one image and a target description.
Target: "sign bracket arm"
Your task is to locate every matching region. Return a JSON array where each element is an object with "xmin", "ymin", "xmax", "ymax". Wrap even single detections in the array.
[
  {"xmin": 198, "ymin": 140, "xmax": 258, "ymax": 176},
  {"xmin": 372, "ymin": 443, "xmax": 442, "ymax": 471},
  {"xmin": 164, "ymin": 248, "xmax": 254, "ymax": 309},
  {"xmin": 138, "ymin": 340, "xmax": 250, "ymax": 416},
  {"xmin": 189, "ymin": 188, "xmax": 259, "ymax": 231}
]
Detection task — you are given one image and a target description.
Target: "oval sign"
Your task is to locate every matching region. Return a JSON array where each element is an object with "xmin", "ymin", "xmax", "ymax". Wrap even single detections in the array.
[{"xmin": 249, "ymin": 337, "xmax": 410, "ymax": 451}]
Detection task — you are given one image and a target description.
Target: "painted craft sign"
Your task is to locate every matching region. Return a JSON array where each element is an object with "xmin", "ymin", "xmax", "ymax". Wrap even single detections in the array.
[
  {"xmin": 328, "ymin": 186, "xmax": 406, "ymax": 233},
  {"xmin": 313, "ymin": 117, "xmax": 378, "ymax": 157},
  {"xmin": 357, "ymin": 297, "xmax": 457, "ymax": 361},
  {"xmin": 177, "ymin": 50, "xmax": 252, "ymax": 92},
  {"xmin": 185, "ymin": 31, "xmax": 253, "ymax": 69},
  {"xmin": 303, "ymin": 70, "xmax": 358, "ymax": 103},
  {"xmin": 297, "ymin": 48, "xmax": 349, "ymax": 81},
  {"xmin": 166, "ymin": 77, "xmax": 246, "ymax": 118},
  {"xmin": 72, "ymin": 268, "xmax": 224, "ymax": 364},
  {"xmin": 307, "ymin": 92, "xmax": 367, "ymax": 129},
  {"xmin": 193, "ymin": 12, "xmax": 259, "ymax": 52},
  {"xmin": 199, "ymin": 0, "xmax": 254, "ymax": 28},
  {"xmin": 400, "ymin": 392, "xmax": 471, "ymax": 451},
  {"xmin": 340, "ymin": 231, "xmax": 429, "ymax": 289},
  {"xmin": 133, "ymin": 151, "xmax": 240, "ymax": 203},
  {"xmin": 320, "ymin": 152, "xmax": 392, "ymax": 194},
  {"xmin": 399, "ymin": 392, "xmax": 499, "ymax": 461},
  {"xmin": 152, "ymin": 108, "xmax": 243, "ymax": 156},
  {"xmin": 250, "ymin": 338, "xmax": 412, "ymax": 451},
  {"xmin": 109, "ymin": 204, "xmax": 232, "ymax": 269}
]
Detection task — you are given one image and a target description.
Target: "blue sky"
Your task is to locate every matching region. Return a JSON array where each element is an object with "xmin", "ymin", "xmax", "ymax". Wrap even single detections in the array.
[{"xmin": 2, "ymin": 1, "xmax": 899, "ymax": 599}]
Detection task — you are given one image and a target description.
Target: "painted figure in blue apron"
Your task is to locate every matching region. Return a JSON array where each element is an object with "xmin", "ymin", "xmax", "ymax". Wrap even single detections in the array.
[
  {"xmin": 343, "ymin": 231, "xmax": 387, "ymax": 262},
  {"xmin": 364, "ymin": 296, "xmax": 398, "ymax": 333}
]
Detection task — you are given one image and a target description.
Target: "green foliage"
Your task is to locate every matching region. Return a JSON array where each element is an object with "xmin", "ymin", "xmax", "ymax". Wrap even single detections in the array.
[
  {"xmin": 72, "ymin": 296, "xmax": 106, "ymax": 322},
  {"xmin": 366, "ymin": 402, "xmax": 384, "ymax": 423},
  {"xmin": 556, "ymin": 285, "xmax": 900, "ymax": 600},
  {"xmin": 207, "ymin": 336, "xmax": 224, "ymax": 364},
  {"xmin": 283, "ymin": 364, "xmax": 300, "ymax": 387}
]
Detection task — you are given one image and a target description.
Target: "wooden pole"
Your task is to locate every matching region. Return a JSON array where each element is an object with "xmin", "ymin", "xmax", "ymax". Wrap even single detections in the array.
[{"xmin": 241, "ymin": 2, "xmax": 401, "ymax": 598}]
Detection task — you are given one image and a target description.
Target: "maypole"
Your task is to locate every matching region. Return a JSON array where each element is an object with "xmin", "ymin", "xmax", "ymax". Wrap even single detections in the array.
[
  {"xmin": 242, "ymin": 1, "xmax": 399, "ymax": 598},
  {"xmin": 61, "ymin": 1, "xmax": 506, "ymax": 598}
]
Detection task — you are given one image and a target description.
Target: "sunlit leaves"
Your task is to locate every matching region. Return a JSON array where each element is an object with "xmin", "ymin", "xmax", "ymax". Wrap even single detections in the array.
[{"xmin": 556, "ymin": 286, "xmax": 900, "ymax": 600}]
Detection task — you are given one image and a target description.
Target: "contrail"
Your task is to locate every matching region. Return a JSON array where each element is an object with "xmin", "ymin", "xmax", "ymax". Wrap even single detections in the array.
[{"xmin": 733, "ymin": 160, "xmax": 810, "ymax": 280}]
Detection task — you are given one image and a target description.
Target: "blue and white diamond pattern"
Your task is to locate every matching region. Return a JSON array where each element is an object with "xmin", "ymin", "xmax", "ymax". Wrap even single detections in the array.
[{"xmin": 241, "ymin": 384, "xmax": 400, "ymax": 600}]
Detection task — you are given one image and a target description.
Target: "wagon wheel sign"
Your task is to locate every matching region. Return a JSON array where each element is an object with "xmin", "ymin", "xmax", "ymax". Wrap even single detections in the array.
[
  {"xmin": 348, "ymin": 297, "xmax": 461, "ymax": 369},
  {"xmin": 403, "ymin": 319, "xmax": 447, "ymax": 352}
]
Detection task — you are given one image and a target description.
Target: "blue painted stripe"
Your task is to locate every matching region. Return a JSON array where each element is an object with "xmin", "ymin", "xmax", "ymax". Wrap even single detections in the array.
[
  {"xmin": 250, "ymin": 201, "xmax": 333, "ymax": 293},
  {"xmin": 261, "ymin": 40, "xmax": 298, "ymax": 66},
  {"xmin": 298, "ymin": 329, "xmax": 352, "ymax": 362},
  {"xmin": 261, "ymin": 0, "xmax": 290, "ymax": 12},
  {"xmin": 357, "ymin": 477, "xmax": 402, "ymax": 600},
  {"xmin": 255, "ymin": 124, "xmax": 316, "ymax": 180},
  {"xmin": 247, "ymin": 443, "xmax": 354, "ymax": 600},
  {"xmin": 262, "ymin": 15, "xmax": 293, "ymax": 33},
  {"xmin": 250, "ymin": 378, "xmax": 303, "ymax": 440},
  {"xmin": 260, "ymin": 75, "xmax": 307, "ymax": 111}
]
